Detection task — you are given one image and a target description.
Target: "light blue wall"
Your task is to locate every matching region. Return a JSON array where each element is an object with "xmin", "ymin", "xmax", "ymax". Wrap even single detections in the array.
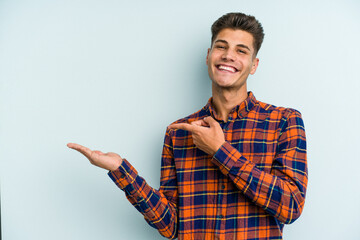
[{"xmin": 1, "ymin": 0, "xmax": 359, "ymax": 239}]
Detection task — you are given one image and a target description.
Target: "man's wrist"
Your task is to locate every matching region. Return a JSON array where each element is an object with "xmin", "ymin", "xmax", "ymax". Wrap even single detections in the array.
[
  {"xmin": 109, "ymin": 158, "xmax": 123, "ymax": 172},
  {"xmin": 212, "ymin": 141, "xmax": 226, "ymax": 156}
]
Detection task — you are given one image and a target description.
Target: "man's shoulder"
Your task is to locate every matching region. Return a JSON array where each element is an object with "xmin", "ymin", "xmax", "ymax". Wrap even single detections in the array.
[
  {"xmin": 167, "ymin": 95, "xmax": 303, "ymax": 125},
  {"xmin": 253, "ymin": 99, "xmax": 303, "ymax": 121}
]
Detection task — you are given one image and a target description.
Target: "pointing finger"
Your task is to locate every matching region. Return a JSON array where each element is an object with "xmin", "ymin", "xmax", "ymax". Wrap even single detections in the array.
[{"xmin": 168, "ymin": 123, "xmax": 197, "ymax": 133}]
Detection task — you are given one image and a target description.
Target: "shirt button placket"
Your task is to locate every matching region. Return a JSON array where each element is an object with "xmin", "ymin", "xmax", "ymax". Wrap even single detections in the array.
[
  {"xmin": 215, "ymin": 181, "xmax": 222, "ymax": 237},
  {"xmin": 220, "ymin": 185, "xmax": 227, "ymax": 238},
  {"xmin": 215, "ymin": 181, "xmax": 227, "ymax": 239}
]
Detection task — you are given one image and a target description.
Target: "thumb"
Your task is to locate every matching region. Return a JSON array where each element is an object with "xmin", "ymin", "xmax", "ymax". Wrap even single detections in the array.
[
  {"xmin": 203, "ymin": 116, "xmax": 219, "ymax": 128},
  {"xmin": 93, "ymin": 150, "xmax": 104, "ymax": 155},
  {"xmin": 191, "ymin": 119, "xmax": 209, "ymax": 127}
]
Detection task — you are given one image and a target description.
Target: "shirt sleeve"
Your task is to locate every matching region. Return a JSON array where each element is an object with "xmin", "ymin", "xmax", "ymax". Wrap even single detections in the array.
[
  {"xmin": 108, "ymin": 129, "xmax": 178, "ymax": 239},
  {"xmin": 212, "ymin": 109, "xmax": 308, "ymax": 224}
]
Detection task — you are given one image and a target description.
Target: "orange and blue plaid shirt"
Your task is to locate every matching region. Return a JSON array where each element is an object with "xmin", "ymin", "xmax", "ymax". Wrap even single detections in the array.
[{"xmin": 108, "ymin": 92, "xmax": 308, "ymax": 240}]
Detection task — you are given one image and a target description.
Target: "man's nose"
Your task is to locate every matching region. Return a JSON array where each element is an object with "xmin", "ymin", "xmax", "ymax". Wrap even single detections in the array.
[{"xmin": 221, "ymin": 49, "xmax": 236, "ymax": 61}]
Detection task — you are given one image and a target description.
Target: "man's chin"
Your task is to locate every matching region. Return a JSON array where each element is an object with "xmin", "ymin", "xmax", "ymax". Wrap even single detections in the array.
[
  {"xmin": 211, "ymin": 79, "xmax": 247, "ymax": 92},
  {"xmin": 212, "ymin": 81, "xmax": 236, "ymax": 90},
  {"xmin": 212, "ymin": 78, "xmax": 233, "ymax": 86}
]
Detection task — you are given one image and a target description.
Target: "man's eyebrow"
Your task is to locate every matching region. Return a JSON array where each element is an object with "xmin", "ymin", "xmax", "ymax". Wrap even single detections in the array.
[
  {"xmin": 214, "ymin": 39, "xmax": 228, "ymax": 45},
  {"xmin": 214, "ymin": 39, "xmax": 251, "ymax": 51},
  {"xmin": 236, "ymin": 44, "xmax": 251, "ymax": 51}
]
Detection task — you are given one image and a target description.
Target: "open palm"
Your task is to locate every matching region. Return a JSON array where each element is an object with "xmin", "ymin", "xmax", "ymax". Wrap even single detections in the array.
[{"xmin": 67, "ymin": 143, "xmax": 123, "ymax": 171}]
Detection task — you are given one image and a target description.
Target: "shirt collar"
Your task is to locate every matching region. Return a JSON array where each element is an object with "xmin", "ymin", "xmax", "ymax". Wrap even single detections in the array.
[{"xmin": 203, "ymin": 91, "xmax": 257, "ymax": 122}]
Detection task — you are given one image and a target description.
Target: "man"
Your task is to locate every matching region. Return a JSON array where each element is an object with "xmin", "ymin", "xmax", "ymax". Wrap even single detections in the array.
[{"xmin": 68, "ymin": 12, "xmax": 308, "ymax": 240}]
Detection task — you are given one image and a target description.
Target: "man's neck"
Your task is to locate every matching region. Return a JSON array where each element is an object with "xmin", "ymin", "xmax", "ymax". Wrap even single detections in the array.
[{"xmin": 211, "ymin": 84, "xmax": 248, "ymax": 122}]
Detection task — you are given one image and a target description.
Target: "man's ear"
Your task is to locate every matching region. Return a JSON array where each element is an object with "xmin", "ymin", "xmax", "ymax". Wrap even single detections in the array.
[
  {"xmin": 206, "ymin": 48, "xmax": 211, "ymax": 65},
  {"xmin": 250, "ymin": 58, "xmax": 259, "ymax": 75}
]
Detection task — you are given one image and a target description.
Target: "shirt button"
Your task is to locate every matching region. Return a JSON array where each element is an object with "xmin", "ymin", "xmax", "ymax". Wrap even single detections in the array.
[
  {"xmin": 219, "ymin": 215, "xmax": 224, "ymax": 219},
  {"xmin": 136, "ymin": 196, "xmax": 142, "ymax": 201},
  {"xmin": 120, "ymin": 174, "xmax": 125, "ymax": 178},
  {"xmin": 221, "ymin": 185, "xmax": 225, "ymax": 189}
]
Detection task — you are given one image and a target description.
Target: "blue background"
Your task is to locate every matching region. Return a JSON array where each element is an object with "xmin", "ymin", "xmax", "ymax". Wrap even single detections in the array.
[{"xmin": 1, "ymin": 0, "xmax": 359, "ymax": 239}]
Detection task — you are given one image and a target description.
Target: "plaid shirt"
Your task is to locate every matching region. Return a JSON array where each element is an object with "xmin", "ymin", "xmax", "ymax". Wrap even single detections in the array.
[{"xmin": 108, "ymin": 92, "xmax": 308, "ymax": 240}]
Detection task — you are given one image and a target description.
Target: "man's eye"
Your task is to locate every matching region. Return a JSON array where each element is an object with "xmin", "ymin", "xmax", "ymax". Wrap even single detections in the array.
[
  {"xmin": 237, "ymin": 50, "xmax": 246, "ymax": 54},
  {"xmin": 216, "ymin": 45, "xmax": 225, "ymax": 49}
]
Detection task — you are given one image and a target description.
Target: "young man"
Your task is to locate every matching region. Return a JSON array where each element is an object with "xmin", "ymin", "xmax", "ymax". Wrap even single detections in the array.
[{"xmin": 68, "ymin": 12, "xmax": 308, "ymax": 240}]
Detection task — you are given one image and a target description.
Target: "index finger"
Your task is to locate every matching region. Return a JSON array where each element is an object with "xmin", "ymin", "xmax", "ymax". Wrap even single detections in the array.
[
  {"xmin": 67, "ymin": 143, "xmax": 93, "ymax": 158},
  {"xmin": 168, "ymin": 123, "xmax": 197, "ymax": 133}
]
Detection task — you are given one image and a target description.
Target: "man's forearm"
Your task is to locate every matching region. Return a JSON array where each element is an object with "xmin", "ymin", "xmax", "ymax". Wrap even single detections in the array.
[
  {"xmin": 211, "ymin": 110, "xmax": 308, "ymax": 224},
  {"xmin": 212, "ymin": 142, "xmax": 307, "ymax": 224},
  {"xmin": 109, "ymin": 159, "xmax": 178, "ymax": 239}
]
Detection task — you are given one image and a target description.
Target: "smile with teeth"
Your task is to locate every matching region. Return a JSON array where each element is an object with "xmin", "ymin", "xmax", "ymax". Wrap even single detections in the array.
[{"xmin": 216, "ymin": 64, "xmax": 238, "ymax": 73}]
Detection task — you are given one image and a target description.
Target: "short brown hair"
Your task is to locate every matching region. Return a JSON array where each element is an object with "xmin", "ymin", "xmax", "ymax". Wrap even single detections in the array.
[{"xmin": 211, "ymin": 12, "xmax": 265, "ymax": 56}]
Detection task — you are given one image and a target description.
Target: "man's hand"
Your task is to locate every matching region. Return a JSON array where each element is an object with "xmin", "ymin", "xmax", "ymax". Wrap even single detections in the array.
[
  {"xmin": 67, "ymin": 143, "xmax": 123, "ymax": 171},
  {"xmin": 168, "ymin": 116, "xmax": 225, "ymax": 156}
]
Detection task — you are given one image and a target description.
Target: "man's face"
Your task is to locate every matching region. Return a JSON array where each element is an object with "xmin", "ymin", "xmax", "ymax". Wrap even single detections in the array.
[{"xmin": 206, "ymin": 28, "xmax": 259, "ymax": 90}]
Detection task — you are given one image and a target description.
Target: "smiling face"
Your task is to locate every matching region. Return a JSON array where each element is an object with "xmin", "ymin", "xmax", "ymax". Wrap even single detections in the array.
[{"xmin": 206, "ymin": 28, "xmax": 259, "ymax": 92}]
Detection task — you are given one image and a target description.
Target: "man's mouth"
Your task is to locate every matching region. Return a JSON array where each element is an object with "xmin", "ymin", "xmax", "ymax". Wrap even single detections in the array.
[{"xmin": 216, "ymin": 64, "xmax": 238, "ymax": 73}]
